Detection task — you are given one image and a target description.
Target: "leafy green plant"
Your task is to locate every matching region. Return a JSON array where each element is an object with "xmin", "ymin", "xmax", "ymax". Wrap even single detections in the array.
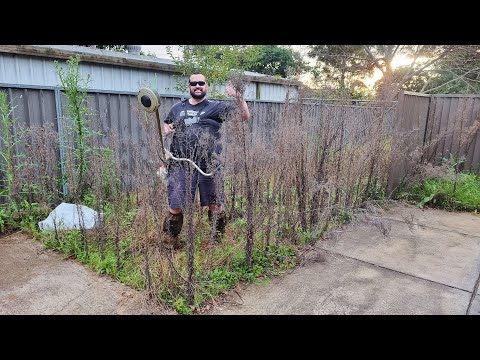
[
  {"xmin": 152, "ymin": 241, "xmax": 296, "ymax": 314},
  {"xmin": 41, "ymin": 226, "xmax": 145, "ymax": 289},
  {"xmin": 54, "ymin": 55, "xmax": 93, "ymax": 201},
  {"xmin": 408, "ymin": 172, "xmax": 480, "ymax": 211},
  {"xmin": 167, "ymin": 45, "xmax": 258, "ymax": 98},
  {"xmin": 337, "ymin": 210, "xmax": 352, "ymax": 224},
  {"xmin": 0, "ymin": 207, "xmax": 9, "ymax": 233},
  {"xmin": 297, "ymin": 230, "xmax": 315, "ymax": 245},
  {"xmin": 0, "ymin": 92, "xmax": 15, "ymax": 203},
  {"xmin": 173, "ymin": 297, "xmax": 191, "ymax": 315},
  {"xmin": 0, "ymin": 92, "xmax": 29, "ymax": 205},
  {"xmin": 0, "ymin": 195, "xmax": 49, "ymax": 236}
]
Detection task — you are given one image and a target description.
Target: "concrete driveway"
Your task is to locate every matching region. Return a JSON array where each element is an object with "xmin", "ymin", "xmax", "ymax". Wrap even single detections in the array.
[
  {"xmin": 1, "ymin": 202, "xmax": 479, "ymax": 315},
  {"xmin": 211, "ymin": 203, "xmax": 480, "ymax": 315},
  {"xmin": 0, "ymin": 232, "xmax": 172, "ymax": 315}
]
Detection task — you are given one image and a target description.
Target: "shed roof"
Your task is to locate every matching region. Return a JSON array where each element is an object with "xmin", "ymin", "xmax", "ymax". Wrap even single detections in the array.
[{"xmin": 0, "ymin": 45, "xmax": 300, "ymax": 86}]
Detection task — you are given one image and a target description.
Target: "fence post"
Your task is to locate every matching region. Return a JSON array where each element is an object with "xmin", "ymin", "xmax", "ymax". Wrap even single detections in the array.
[
  {"xmin": 420, "ymin": 94, "xmax": 433, "ymax": 163},
  {"xmin": 422, "ymin": 95, "xmax": 432, "ymax": 146},
  {"xmin": 387, "ymin": 90, "xmax": 405, "ymax": 196}
]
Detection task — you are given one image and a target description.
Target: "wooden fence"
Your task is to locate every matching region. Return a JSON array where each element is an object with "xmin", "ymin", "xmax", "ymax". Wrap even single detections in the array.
[{"xmin": 387, "ymin": 91, "xmax": 480, "ymax": 193}]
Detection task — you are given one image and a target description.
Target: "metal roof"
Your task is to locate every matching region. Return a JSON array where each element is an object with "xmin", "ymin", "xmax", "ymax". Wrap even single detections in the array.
[{"xmin": 0, "ymin": 45, "xmax": 299, "ymax": 86}]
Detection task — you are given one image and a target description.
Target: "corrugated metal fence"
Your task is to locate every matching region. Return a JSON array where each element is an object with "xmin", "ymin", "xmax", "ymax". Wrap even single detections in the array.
[
  {"xmin": 2, "ymin": 86, "xmax": 478, "ymax": 197},
  {"xmin": 0, "ymin": 85, "xmax": 396, "ymax": 191},
  {"xmin": 0, "ymin": 85, "xmax": 291, "ymax": 194}
]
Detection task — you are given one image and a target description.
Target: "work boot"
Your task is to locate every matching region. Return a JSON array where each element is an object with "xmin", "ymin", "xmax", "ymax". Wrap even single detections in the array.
[
  {"xmin": 162, "ymin": 212, "xmax": 183, "ymax": 250},
  {"xmin": 163, "ymin": 233, "xmax": 181, "ymax": 250},
  {"xmin": 208, "ymin": 209, "xmax": 226, "ymax": 241}
]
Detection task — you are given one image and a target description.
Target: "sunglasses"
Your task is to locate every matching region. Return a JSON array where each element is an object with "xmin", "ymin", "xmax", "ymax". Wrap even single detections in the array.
[{"xmin": 189, "ymin": 81, "xmax": 206, "ymax": 86}]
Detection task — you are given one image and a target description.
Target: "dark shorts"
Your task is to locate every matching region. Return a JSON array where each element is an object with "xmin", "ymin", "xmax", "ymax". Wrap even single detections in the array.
[{"xmin": 167, "ymin": 164, "xmax": 224, "ymax": 209}]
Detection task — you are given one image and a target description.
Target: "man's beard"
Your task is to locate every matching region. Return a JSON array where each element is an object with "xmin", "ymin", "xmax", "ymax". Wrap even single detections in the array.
[{"xmin": 190, "ymin": 89, "xmax": 206, "ymax": 99}]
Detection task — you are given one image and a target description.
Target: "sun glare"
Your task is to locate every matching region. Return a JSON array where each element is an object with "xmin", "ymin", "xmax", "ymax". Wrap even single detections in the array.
[{"xmin": 363, "ymin": 55, "xmax": 428, "ymax": 89}]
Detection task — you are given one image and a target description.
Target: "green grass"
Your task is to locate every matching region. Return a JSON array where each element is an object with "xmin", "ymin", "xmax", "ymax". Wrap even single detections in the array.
[
  {"xmin": 41, "ymin": 229, "xmax": 145, "ymax": 289},
  {"xmin": 407, "ymin": 172, "xmax": 480, "ymax": 211},
  {"xmin": 38, "ymin": 212, "xmax": 297, "ymax": 315},
  {"xmin": 0, "ymin": 200, "xmax": 50, "ymax": 235},
  {"xmin": 161, "ymin": 244, "xmax": 297, "ymax": 314}
]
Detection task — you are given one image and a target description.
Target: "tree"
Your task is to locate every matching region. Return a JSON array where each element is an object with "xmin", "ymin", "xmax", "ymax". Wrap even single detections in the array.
[
  {"xmin": 401, "ymin": 45, "xmax": 480, "ymax": 94},
  {"xmin": 368, "ymin": 45, "xmax": 480, "ymax": 96},
  {"xmin": 167, "ymin": 45, "xmax": 260, "ymax": 96},
  {"xmin": 364, "ymin": 45, "xmax": 451, "ymax": 99},
  {"xmin": 307, "ymin": 45, "xmax": 375, "ymax": 98},
  {"xmin": 243, "ymin": 45, "xmax": 308, "ymax": 78},
  {"xmin": 168, "ymin": 45, "xmax": 308, "ymax": 96},
  {"xmin": 307, "ymin": 45, "xmax": 462, "ymax": 100}
]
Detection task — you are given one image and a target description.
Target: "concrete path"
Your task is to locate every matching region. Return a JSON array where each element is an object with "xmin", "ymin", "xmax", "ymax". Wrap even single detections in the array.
[
  {"xmin": 2, "ymin": 202, "xmax": 479, "ymax": 315},
  {"xmin": 0, "ymin": 232, "xmax": 172, "ymax": 315},
  {"xmin": 211, "ymin": 203, "xmax": 480, "ymax": 315}
]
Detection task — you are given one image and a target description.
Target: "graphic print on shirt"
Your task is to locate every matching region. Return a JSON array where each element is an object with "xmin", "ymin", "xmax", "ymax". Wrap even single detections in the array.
[{"xmin": 182, "ymin": 110, "xmax": 201, "ymax": 126}]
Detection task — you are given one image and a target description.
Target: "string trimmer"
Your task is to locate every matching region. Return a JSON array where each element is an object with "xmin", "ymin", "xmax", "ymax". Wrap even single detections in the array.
[{"xmin": 137, "ymin": 87, "xmax": 212, "ymax": 177}]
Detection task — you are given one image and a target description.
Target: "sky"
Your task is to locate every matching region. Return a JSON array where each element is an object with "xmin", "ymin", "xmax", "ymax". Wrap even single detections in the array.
[
  {"xmin": 139, "ymin": 45, "xmax": 418, "ymax": 89},
  {"xmin": 140, "ymin": 45, "xmax": 311, "ymax": 61},
  {"xmin": 141, "ymin": 45, "xmax": 178, "ymax": 59}
]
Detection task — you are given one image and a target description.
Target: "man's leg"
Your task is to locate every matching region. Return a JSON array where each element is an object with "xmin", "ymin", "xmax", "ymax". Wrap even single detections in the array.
[
  {"xmin": 198, "ymin": 171, "xmax": 226, "ymax": 237},
  {"xmin": 162, "ymin": 211, "xmax": 183, "ymax": 249},
  {"xmin": 207, "ymin": 205, "xmax": 226, "ymax": 235},
  {"xmin": 163, "ymin": 165, "xmax": 188, "ymax": 249}
]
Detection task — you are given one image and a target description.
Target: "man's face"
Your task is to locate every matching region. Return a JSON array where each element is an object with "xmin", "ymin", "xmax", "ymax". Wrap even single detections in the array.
[{"xmin": 189, "ymin": 75, "xmax": 208, "ymax": 99}]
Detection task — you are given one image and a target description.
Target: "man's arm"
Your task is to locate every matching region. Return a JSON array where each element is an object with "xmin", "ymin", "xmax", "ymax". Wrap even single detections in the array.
[
  {"xmin": 164, "ymin": 122, "xmax": 175, "ymax": 135},
  {"xmin": 226, "ymin": 83, "xmax": 250, "ymax": 121},
  {"xmin": 237, "ymin": 97, "xmax": 250, "ymax": 121},
  {"xmin": 164, "ymin": 105, "xmax": 177, "ymax": 134}
]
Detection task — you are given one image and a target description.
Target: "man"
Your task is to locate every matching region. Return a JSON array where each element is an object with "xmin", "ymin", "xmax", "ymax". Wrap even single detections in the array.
[{"xmin": 162, "ymin": 71, "xmax": 250, "ymax": 249}]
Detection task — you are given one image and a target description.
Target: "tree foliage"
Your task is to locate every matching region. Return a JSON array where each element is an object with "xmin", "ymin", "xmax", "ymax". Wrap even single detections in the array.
[
  {"xmin": 366, "ymin": 45, "xmax": 454, "ymax": 98},
  {"xmin": 307, "ymin": 45, "xmax": 473, "ymax": 99},
  {"xmin": 167, "ymin": 45, "xmax": 261, "ymax": 95},
  {"xmin": 400, "ymin": 45, "xmax": 480, "ymax": 94},
  {"xmin": 169, "ymin": 45, "xmax": 307, "ymax": 95},
  {"xmin": 307, "ymin": 45, "xmax": 375, "ymax": 98},
  {"xmin": 243, "ymin": 45, "xmax": 308, "ymax": 78},
  {"xmin": 308, "ymin": 45, "xmax": 374, "ymax": 86}
]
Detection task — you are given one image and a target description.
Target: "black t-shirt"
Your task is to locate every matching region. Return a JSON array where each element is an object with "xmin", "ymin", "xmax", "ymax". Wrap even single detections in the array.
[{"xmin": 164, "ymin": 99, "xmax": 235, "ymax": 170}]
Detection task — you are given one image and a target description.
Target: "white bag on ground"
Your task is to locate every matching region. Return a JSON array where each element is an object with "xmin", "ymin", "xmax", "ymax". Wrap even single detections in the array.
[{"xmin": 38, "ymin": 202, "xmax": 101, "ymax": 231}]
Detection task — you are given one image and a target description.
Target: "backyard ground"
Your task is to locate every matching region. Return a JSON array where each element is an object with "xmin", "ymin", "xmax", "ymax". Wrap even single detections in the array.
[
  {"xmin": 0, "ymin": 231, "xmax": 174, "ymax": 315},
  {"xmin": 209, "ymin": 202, "xmax": 480, "ymax": 315},
  {"xmin": 1, "ymin": 202, "xmax": 479, "ymax": 315}
]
